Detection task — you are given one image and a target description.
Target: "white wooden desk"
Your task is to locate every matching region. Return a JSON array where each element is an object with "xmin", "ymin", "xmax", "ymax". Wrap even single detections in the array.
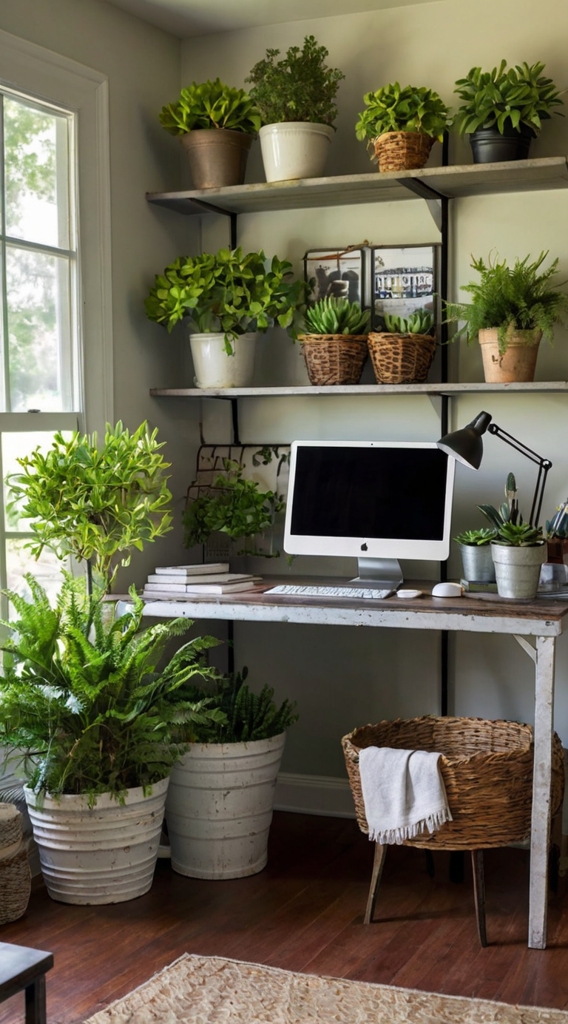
[{"xmin": 141, "ymin": 577, "xmax": 568, "ymax": 950}]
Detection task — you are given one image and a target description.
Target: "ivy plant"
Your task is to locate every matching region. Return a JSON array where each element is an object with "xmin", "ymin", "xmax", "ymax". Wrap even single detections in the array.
[
  {"xmin": 246, "ymin": 35, "xmax": 344, "ymax": 127},
  {"xmin": 355, "ymin": 83, "xmax": 452, "ymax": 151},
  {"xmin": 159, "ymin": 78, "xmax": 261, "ymax": 136},
  {"xmin": 453, "ymin": 60, "xmax": 563, "ymax": 136}
]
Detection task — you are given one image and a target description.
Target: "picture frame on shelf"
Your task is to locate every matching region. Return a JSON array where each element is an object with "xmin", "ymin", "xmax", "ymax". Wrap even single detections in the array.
[
  {"xmin": 371, "ymin": 243, "xmax": 440, "ymax": 330},
  {"xmin": 303, "ymin": 245, "xmax": 368, "ymax": 307}
]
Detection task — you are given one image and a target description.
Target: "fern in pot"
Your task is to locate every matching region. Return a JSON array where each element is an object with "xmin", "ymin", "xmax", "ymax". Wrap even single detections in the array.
[{"xmin": 298, "ymin": 296, "xmax": 371, "ymax": 385}]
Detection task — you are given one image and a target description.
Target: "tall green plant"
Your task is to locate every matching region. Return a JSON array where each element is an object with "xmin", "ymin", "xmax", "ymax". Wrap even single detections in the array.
[
  {"xmin": 7, "ymin": 421, "xmax": 173, "ymax": 593},
  {"xmin": 246, "ymin": 35, "xmax": 344, "ymax": 126},
  {"xmin": 159, "ymin": 79, "xmax": 261, "ymax": 136},
  {"xmin": 454, "ymin": 60, "xmax": 563, "ymax": 136}
]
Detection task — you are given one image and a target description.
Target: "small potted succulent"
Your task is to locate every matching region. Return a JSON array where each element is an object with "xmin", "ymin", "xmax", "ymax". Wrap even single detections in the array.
[
  {"xmin": 477, "ymin": 473, "xmax": 545, "ymax": 598},
  {"xmin": 298, "ymin": 296, "xmax": 370, "ymax": 385},
  {"xmin": 159, "ymin": 78, "xmax": 261, "ymax": 188},
  {"xmin": 444, "ymin": 251, "xmax": 568, "ymax": 383},
  {"xmin": 145, "ymin": 247, "xmax": 306, "ymax": 388},
  {"xmin": 453, "ymin": 60, "xmax": 564, "ymax": 164},
  {"xmin": 453, "ymin": 527, "xmax": 497, "ymax": 583},
  {"xmin": 246, "ymin": 35, "xmax": 344, "ymax": 182},
  {"xmin": 355, "ymin": 82, "xmax": 452, "ymax": 172},
  {"xmin": 367, "ymin": 307, "xmax": 436, "ymax": 384}
]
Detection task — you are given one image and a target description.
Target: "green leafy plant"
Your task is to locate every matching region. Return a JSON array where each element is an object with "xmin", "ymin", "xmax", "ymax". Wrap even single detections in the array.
[
  {"xmin": 183, "ymin": 459, "xmax": 285, "ymax": 554},
  {"xmin": 6, "ymin": 422, "xmax": 173, "ymax": 594},
  {"xmin": 454, "ymin": 527, "xmax": 497, "ymax": 546},
  {"xmin": 302, "ymin": 297, "xmax": 370, "ymax": 335},
  {"xmin": 355, "ymin": 83, "xmax": 452, "ymax": 154},
  {"xmin": 382, "ymin": 309, "xmax": 435, "ymax": 335},
  {"xmin": 444, "ymin": 251, "xmax": 568, "ymax": 354},
  {"xmin": 493, "ymin": 522, "xmax": 544, "ymax": 546},
  {"xmin": 0, "ymin": 574, "xmax": 223, "ymax": 805},
  {"xmin": 246, "ymin": 35, "xmax": 344, "ymax": 127},
  {"xmin": 159, "ymin": 78, "xmax": 261, "ymax": 136},
  {"xmin": 174, "ymin": 666, "xmax": 298, "ymax": 743},
  {"xmin": 546, "ymin": 499, "xmax": 568, "ymax": 539},
  {"xmin": 453, "ymin": 60, "xmax": 563, "ymax": 136},
  {"xmin": 477, "ymin": 472, "xmax": 521, "ymax": 530},
  {"xmin": 145, "ymin": 247, "xmax": 306, "ymax": 354}
]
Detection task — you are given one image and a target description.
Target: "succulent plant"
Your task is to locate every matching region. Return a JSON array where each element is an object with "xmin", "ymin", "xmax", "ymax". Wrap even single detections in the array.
[
  {"xmin": 493, "ymin": 522, "xmax": 544, "ymax": 546},
  {"xmin": 454, "ymin": 527, "xmax": 497, "ymax": 546},
  {"xmin": 478, "ymin": 472, "xmax": 521, "ymax": 530},
  {"xmin": 302, "ymin": 296, "xmax": 370, "ymax": 335},
  {"xmin": 159, "ymin": 79, "xmax": 261, "ymax": 136},
  {"xmin": 382, "ymin": 309, "xmax": 435, "ymax": 335}
]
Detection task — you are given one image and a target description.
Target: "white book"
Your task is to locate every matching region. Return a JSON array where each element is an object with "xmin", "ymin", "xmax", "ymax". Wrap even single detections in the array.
[
  {"xmin": 146, "ymin": 572, "xmax": 253, "ymax": 585},
  {"xmin": 153, "ymin": 562, "xmax": 229, "ymax": 576},
  {"xmin": 143, "ymin": 579, "xmax": 259, "ymax": 598}
]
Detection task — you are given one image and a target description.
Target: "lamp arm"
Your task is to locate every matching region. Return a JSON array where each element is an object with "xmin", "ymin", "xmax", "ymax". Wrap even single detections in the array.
[{"xmin": 488, "ymin": 424, "xmax": 552, "ymax": 527}]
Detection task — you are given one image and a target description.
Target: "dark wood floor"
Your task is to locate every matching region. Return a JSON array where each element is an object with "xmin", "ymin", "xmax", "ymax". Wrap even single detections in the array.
[{"xmin": 2, "ymin": 812, "xmax": 568, "ymax": 1023}]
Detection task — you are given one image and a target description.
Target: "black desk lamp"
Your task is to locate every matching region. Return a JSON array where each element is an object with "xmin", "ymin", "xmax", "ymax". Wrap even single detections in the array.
[{"xmin": 437, "ymin": 410, "xmax": 552, "ymax": 528}]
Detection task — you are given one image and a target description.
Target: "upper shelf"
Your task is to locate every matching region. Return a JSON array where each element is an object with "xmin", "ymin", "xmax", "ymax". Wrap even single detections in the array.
[
  {"xmin": 150, "ymin": 382, "xmax": 568, "ymax": 398},
  {"xmin": 146, "ymin": 156, "xmax": 568, "ymax": 216}
]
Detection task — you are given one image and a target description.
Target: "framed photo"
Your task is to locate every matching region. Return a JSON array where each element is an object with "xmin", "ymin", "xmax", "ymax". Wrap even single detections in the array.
[
  {"xmin": 303, "ymin": 246, "xmax": 366, "ymax": 306},
  {"xmin": 371, "ymin": 244, "xmax": 440, "ymax": 330}
]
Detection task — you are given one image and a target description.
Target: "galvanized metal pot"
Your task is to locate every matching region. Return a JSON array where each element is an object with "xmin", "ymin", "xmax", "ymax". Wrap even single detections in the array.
[
  {"xmin": 180, "ymin": 128, "xmax": 253, "ymax": 188},
  {"xmin": 491, "ymin": 542, "xmax": 547, "ymax": 599},
  {"xmin": 459, "ymin": 543, "xmax": 496, "ymax": 583}
]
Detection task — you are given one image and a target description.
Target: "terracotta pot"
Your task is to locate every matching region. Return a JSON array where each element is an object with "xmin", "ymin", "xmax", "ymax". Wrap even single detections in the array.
[
  {"xmin": 180, "ymin": 129, "xmax": 253, "ymax": 189},
  {"xmin": 478, "ymin": 327, "xmax": 542, "ymax": 383}
]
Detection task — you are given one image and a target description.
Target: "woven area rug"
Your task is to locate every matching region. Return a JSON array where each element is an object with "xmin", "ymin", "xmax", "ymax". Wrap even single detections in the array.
[{"xmin": 84, "ymin": 953, "xmax": 568, "ymax": 1024}]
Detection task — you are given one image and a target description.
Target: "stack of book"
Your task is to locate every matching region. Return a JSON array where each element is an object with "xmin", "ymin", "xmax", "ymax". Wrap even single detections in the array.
[{"xmin": 142, "ymin": 563, "xmax": 260, "ymax": 599}]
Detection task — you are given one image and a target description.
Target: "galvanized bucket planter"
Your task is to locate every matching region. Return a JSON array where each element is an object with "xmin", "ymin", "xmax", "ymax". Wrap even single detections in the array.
[
  {"xmin": 24, "ymin": 776, "xmax": 169, "ymax": 904},
  {"xmin": 165, "ymin": 733, "xmax": 286, "ymax": 879},
  {"xmin": 459, "ymin": 543, "xmax": 496, "ymax": 583},
  {"xmin": 491, "ymin": 542, "xmax": 547, "ymax": 599}
]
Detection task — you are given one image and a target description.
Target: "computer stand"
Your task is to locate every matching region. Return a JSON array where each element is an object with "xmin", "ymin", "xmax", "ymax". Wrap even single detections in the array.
[{"xmin": 351, "ymin": 557, "xmax": 404, "ymax": 590}]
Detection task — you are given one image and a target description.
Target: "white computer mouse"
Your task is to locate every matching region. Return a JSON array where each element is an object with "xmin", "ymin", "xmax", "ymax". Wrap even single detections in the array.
[{"xmin": 431, "ymin": 582, "xmax": 464, "ymax": 598}]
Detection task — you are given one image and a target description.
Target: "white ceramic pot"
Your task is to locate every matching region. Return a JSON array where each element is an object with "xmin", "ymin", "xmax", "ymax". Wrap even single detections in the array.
[
  {"xmin": 491, "ymin": 542, "xmax": 547, "ymax": 599},
  {"xmin": 259, "ymin": 122, "xmax": 334, "ymax": 182},
  {"xmin": 189, "ymin": 331, "xmax": 258, "ymax": 388},
  {"xmin": 24, "ymin": 776, "xmax": 169, "ymax": 904},
  {"xmin": 165, "ymin": 733, "xmax": 286, "ymax": 879}
]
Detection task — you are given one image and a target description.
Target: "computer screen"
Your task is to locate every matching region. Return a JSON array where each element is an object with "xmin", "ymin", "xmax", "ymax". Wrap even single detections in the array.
[{"xmin": 284, "ymin": 440, "xmax": 455, "ymax": 586}]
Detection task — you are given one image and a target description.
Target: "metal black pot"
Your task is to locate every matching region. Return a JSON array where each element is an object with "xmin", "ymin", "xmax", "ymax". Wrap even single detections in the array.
[{"xmin": 469, "ymin": 124, "xmax": 534, "ymax": 164}]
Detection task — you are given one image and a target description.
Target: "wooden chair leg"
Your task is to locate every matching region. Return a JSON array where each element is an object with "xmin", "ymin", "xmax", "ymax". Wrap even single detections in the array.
[
  {"xmin": 364, "ymin": 843, "xmax": 387, "ymax": 924},
  {"xmin": 470, "ymin": 849, "xmax": 488, "ymax": 947}
]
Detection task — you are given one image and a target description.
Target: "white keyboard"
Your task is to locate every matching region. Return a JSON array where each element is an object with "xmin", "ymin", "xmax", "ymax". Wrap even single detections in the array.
[{"xmin": 265, "ymin": 584, "xmax": 394, "ymax": 600}]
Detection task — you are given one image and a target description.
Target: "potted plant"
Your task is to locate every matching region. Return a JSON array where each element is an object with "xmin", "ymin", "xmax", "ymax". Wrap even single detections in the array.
[
  {"xmin": 165, "ymin": 667, "xmax": 298, "ymax": 879},
  {"xmin": 298, "ymin": 296, "xmax": 370, "ymax": 385},
  {"xmin": 246, "ymin": 35, "xmax": 344, "ymax": 182},
  {"xmin": 444, "ymin": 251, "xmax": 568, "ymax": 383},
  {"xmin": 144, "ymin": 247, "xmax": 306, "ymax": 388},
  {"xmin": 159, "ymin": 78, "xmax": 261, "ymax": 188},
  {"xmin": 546, "ymin": 499, "xmax": 568, "ymax": 563},
  {"xmin": 355, "ymin": 82, "xmax": 452, "ymax": 172},
  {"xmin": 491, "ymin": 522, "xmax": 546, "ymax": 599},
  {"xmin": 453, "ymin": 60, "xmax": 564, "ymax": 164},
  {"xmin": 367, "ymin": 307, "xmax": 436, "ymax": 383},
  {"xmin": 454, "ymin": 527, "xmax": 497, "ymax": 583}
]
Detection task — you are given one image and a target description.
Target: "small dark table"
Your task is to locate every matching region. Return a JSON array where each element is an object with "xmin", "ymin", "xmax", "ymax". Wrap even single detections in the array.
[{"xmin": 0, "ymin": 942, "xmax": 53, "ymax": 1024}]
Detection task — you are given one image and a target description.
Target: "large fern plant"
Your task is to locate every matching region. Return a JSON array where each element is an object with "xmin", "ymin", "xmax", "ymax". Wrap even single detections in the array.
[{"xmin": 0, "ymin": 574, "xmax": 224, "ymax": 804}]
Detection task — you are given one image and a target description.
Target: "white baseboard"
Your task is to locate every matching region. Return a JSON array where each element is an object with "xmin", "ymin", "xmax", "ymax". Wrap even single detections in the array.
[{"xmin": 274, "ymin": 772, "xmax": 356, "ymax": 818}]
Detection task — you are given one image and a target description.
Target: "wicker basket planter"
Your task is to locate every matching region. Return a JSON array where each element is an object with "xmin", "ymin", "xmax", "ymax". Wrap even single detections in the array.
[
  {"xmin": 342, "ymin": 716, "xmax": 564, "ymax": 851},
  {"xmin": 367, "ymin": 331, "xmax": 436, "ymax": 384},
  {"xmin": 299, "ymin": 334, "xmax": 368, "ymax": 386},
  {"xmin": 373, "ymin": 131, "xmax": 434, "ymax": 172},
  {"xmin": 0, "ymin": 802, "xmax": 31, "ymax": 924}
]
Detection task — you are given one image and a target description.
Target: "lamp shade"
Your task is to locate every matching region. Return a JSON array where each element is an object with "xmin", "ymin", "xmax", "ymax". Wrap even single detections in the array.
[{"xmin": 436, "ymin": 411, "xmax": 492, "ymax": 469}]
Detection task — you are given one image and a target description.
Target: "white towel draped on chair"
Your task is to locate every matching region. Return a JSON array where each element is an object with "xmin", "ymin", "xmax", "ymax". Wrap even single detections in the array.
[{"xmin": 359, "ymin": 746, "xmax": 453, "ymax": 845}]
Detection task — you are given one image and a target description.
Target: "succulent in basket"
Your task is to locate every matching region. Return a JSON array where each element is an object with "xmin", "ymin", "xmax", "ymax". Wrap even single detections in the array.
[
  {"xmin": 302, "ymin": 297, "xmax": 371, "ymax": 336},
  {"xmin": 382, "ymin": 309, "xmax": 435, "ymax": 335}
]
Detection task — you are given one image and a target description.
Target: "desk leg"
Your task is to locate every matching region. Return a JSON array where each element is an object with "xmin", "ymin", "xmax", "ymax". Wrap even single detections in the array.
[
  {"xmin": 528, "ymin": 635, "xmax": 556, "ymax": 950},
  {"xmin": 25, "ymin": 976, "xmax": 47, "ymax": 1024}
]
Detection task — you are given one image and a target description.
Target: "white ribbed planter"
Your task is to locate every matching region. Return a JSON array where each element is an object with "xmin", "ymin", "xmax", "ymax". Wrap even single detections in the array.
[
  {"xmin": 165, "ymin": 733, "xmax": 286, "ymax": 879},
  {"xmin": 189, "ymin": 331, "xmax": 258, "ymax": 388},
  {"xmin": 491, "ymin": 542, "xmax": 547, "ymax": 599},
  {"xmin": 259, "ymin": 122, "xmax": 334, "ymax": 182},
  {"xmin": 24, "ymin": 776, "xmax": 169, "ymax": 905}
]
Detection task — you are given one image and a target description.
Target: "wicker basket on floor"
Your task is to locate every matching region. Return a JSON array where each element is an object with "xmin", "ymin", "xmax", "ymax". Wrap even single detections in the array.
[
  {"xmin": 373, "ymin": 131, "xmax": 434, "ymax": 172},
  {"xmin": 367, "ymin": 331, "xmax": 436, "ymax": 384},
  {"xmin": 0, "ymin": 802, "xmax": 31, "ymax": 924},
  {"xmin": 299, "ymin": 334, "xmax": 368, "ymax": 386},
  {"xmin": 342, "ymin": 716, "xmax": 565, "ymax": 851}
]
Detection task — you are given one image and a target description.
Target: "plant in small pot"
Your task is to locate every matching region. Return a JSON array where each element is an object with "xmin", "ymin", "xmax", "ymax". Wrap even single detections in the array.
[
  {"xmin": 355, "ymin": 82, "xmax": 452, "ymax": 172},
  {"xmin": 491, "ymin": 522, "xmax": 546, "ymax": 600},
  {"xmin": 246, "ymin": 35, "xmax": 344, "ymax": 182},
  {"xmin": 145, "ymin": 247, "xmax": 306, "ymax": 389},
  {"xmin": 298, "ymin": 296, "xmax": 371, "ymax": 385},
  {"xmin": 164, "ymin": 667, "xmax": 299, "ymax": 879},
  {"xmin": 159, "ymin": 78, "xmax": 261, "ymax": 188},
  {"xmin": 444, "ymin": 251, "xmax": 568, "ymax": 383},
  {"xmin": 454, "ymin": 527, "xmax": 497, "ymax": 584},
  {"xmin": 546, "ymin": 499, "xmax": 568, "ymax": 564},
  {"xmin": 367, "ymin": 307, "xmax": 436, "ymax": 384},
  {"xmin": 453, "ymin": 60, "xmax": 564, "ymax": 164}
]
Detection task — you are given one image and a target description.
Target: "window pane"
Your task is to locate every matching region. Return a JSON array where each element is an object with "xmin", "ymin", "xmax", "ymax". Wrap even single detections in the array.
[
  {"xmin": 6, "ymin": 246, "xmax": 74, "ymax": 411},
  {"xmin": 6, "ymin": 536, "xmax": 65, "ymax": 610},
  {"xmin": 4, "ymin": 96, "xmax": 70, "ymax": 249},
  {"xmin": 3, "ymin": 430, "xmax": 72, "ymax": 530}
]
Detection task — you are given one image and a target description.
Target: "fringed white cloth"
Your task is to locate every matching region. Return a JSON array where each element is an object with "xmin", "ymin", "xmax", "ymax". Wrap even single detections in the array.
[{"xmin": 359, "ymin": 746, "xmax": 453, "ymax": 845}]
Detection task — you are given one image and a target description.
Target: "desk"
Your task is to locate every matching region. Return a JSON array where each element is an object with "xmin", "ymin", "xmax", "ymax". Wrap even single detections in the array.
[
  {"xmin": 141, "ymin": 577, "xmax": 568, "ymax": 950},
  {"xmin": 0, "ymin": 942, "xmax": 53, "ymax": 1024}
]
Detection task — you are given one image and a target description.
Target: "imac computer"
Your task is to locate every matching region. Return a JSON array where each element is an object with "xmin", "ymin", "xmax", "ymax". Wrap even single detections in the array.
[{"xmin": 283, "ymin": 440, "xmax": 456, "ymax": 590}]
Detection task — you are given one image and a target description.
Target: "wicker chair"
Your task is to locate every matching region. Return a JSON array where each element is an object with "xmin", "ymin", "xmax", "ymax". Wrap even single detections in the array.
[{"xmin": 342, "ymin": 717, "xmax": 565, "ymax": 946}]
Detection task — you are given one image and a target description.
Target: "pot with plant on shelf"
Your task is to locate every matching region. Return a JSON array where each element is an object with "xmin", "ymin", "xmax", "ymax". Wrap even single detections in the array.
[
  {"xmin": 245, "ymin": 35, "xmax": 344, "ymax": 183},
  {"xmin": 545, "ymin": 498, "xmax": 568, "ymax": 567},
  {"xmin": 158, "ymin": 78, "xmax": 261, "ymax": 188},
  {"xmin": 354, "ymin": 82, "xmax": 452, "ymax": 172},
  {"xmin": 454, "ymin": 527, "xmax": 497, "ymax": 585},
  {"xmin": 476, "ymin": 472, "xmax": 546, "ymax": 599},
  {"xmin": 453, "ymin": 60, "xmax": 563, "ymax": 164},
  {"xmin": 145, "ymin": 247, "xmax": 306, "ymax": 389},
  {"xmin": 298, "ymin": 296, "xmax": 371, "ymax": 385},
  {"xmin": 444, "ymin": 250, "xmax": 568, "ymax": 383},
  {"xmin": 367, "ymin": 308, "xmax": 436, "ymax": 384}
]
